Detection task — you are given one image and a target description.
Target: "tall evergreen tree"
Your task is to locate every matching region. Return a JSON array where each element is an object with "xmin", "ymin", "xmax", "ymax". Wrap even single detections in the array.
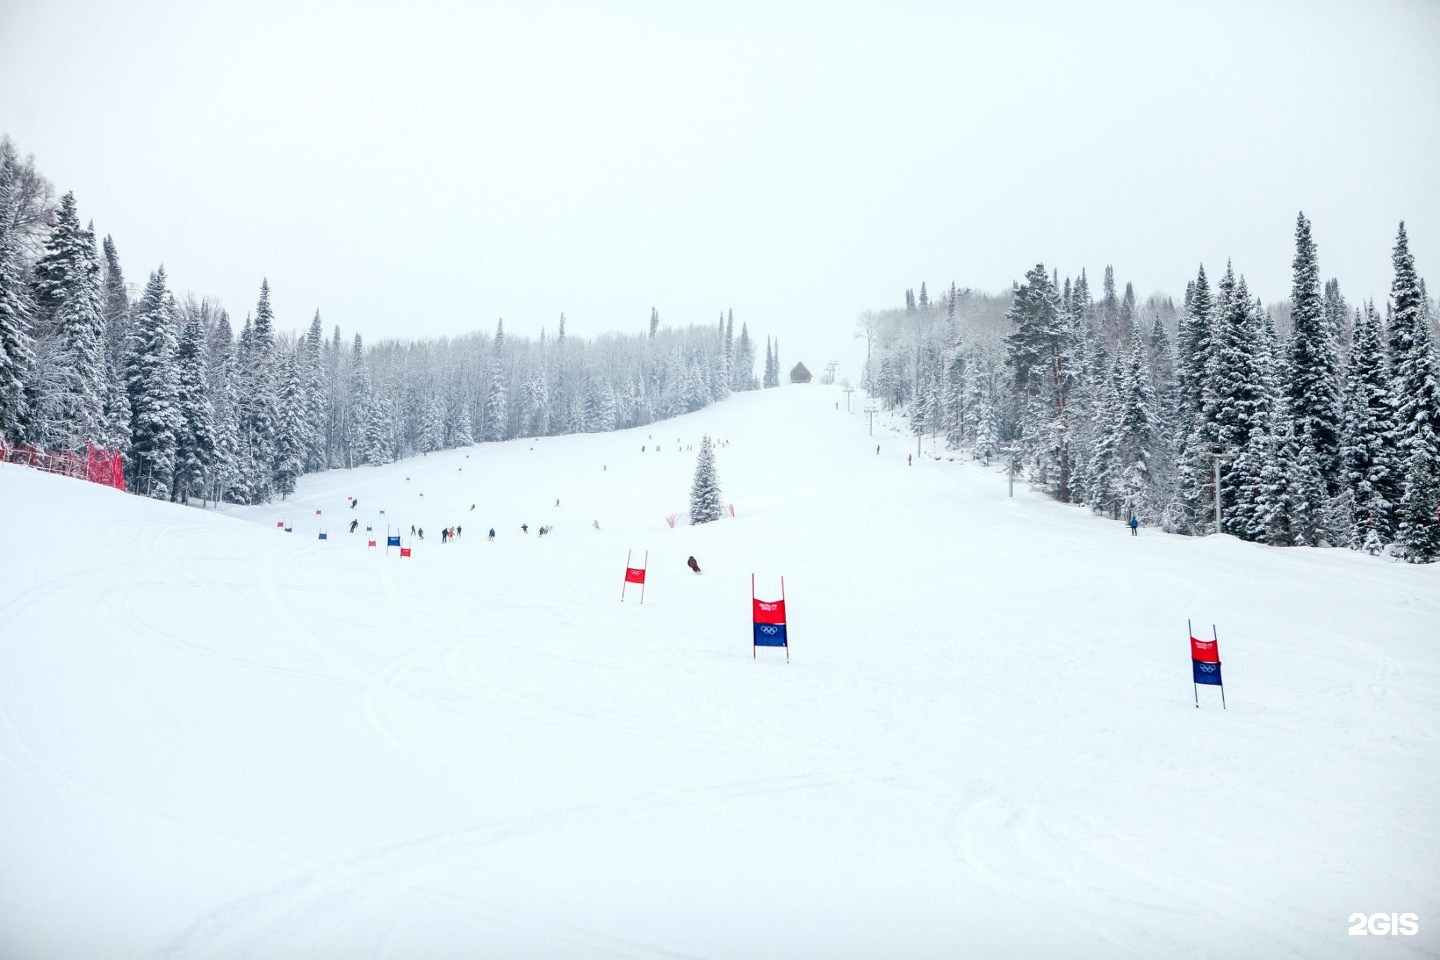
[
  {"xmin": 1387, "ymin": 222, "xmax": 1439, "ymax": 461},
  {"xmin": 484, "ymin": 320, "xmax": 508, "ymax": 441},
  {"xmin": 172, "ymin": 301, "xmax": 216, "ymax": 503},
  {"xmin": 1111, "ymin": 325, "xmax": 1160, "ymax": 518},
  {"xmin": 1387, "ymin": 223, "xmax": 1440, "ymax": 561},
  {"xmin": 734, "ymin": 322, "xmax": 756, "ymax": 390},
  {"xmin": 0, "ymin": 157, "xmax": 35, "ymax": 441},
  {"xmin": 30, "ymin": 191, "xmax": 88, "ymax": 325},
  {"xmin": 302, "ymin": 311, "xmax": 328, "ymax": 471},
  {"xmin": 1341, "ymin": 301, "xmax": 1396, "ymax": 549},
  {"xmin": 273, "ymin": 351, "xmax": 306, "ymax": 495},
  {"xmin": 1005, "ymin": 263, "xmax": 1078, "ymax": 501},
  {"xmin": 236, "ymin": 281, "xmax": 280, "ymax": 501},
  {"xmin": 689, "ymin": 433, "xmax": 723, "ymax": 524},
  {"xmin": 1285, "ymin": 212, "xmax": 1344, "ymax": 493},
  {"xmin": 210, "ymin": 352, "xmax": 243, "ymax": 503},
  {"xmin": 123, "ymin": 267, "xmax": 182, "ymax": 499},
  {"xmin": 34, "ymin": 207, "xmax": 106, "ymax": 449}
]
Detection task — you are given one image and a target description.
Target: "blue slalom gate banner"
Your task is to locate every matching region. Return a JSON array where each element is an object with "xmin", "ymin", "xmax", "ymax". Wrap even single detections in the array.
[
  {"xmin": 752, "ymin": 574, "xmax": 789, "ymax": 661},
  {"xmin": 754, "ymin": 623, "xmax": 787, "ymax": 647},
  {"xmin": 1192, "ymin": 660, "xmax": 1222, "ymax": 685}
]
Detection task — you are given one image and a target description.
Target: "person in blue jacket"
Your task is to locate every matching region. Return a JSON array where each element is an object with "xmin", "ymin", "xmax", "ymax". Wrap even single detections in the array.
[{"xmin": 1129, "ymin": 516, "xmax": 1139, "ymax": 536}]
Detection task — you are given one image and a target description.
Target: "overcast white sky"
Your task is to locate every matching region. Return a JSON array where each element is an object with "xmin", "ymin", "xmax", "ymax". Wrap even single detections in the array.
[{"xmin": 2, "ymin": 0, "xmax": 1437, "ymax": 378}]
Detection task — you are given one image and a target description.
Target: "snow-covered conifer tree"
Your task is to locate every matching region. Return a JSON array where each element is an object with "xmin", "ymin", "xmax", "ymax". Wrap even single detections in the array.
[
  {"xmin": 172, "ymin": 303, "xmax": 216, "ymax": 503},
  {"xmin": 1387, "ymin": 223, "xmax": 1440, "ymax": 561},
  {"xmin": 689, "ymin": 433, "xmax": 723, "ymax": 524},
  {"xmin": 0, "ymin": 161, "xmax": 35, "ymax": 441},
  {"xmin": 32, "ymin": 202, "xmax": 106, "ymax": 449},
  {"xmin": 302, "ymin": 311, "xmax": 328, "ymax": 471},
  {"xmin": 236, "ymin": 281, "xmax": 280, "ymax": 502},
  {"xmin": 1005, "ymin": 263, "xmax": 1079, "ymax": 501},
  {"xmin": 123, "ymin": 267, "xmax": 183, "ymax": 498},
  {"xmin": 484, "ymin": 320, "xmax": 508, "ymax": 441},
  {"xmin": 1285, "ymin": 212, "xmax": 1344, "ymax": 493},
  {"xmin": 273, "ymin": 352, "xmax": 306, "ymax": 496},
  {"xmin": 1341, "ymin": 301, "xmax": 1396, "ymax": 548}
]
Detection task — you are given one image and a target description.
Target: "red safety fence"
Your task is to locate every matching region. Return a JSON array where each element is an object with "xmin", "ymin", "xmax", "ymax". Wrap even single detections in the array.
[{"xmin": 0, "ymin": 439, "xmax": 127, "ymax": 492}]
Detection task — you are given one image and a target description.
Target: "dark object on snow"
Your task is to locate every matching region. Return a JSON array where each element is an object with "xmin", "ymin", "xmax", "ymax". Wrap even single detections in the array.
[
  {"xmin": 1129, "ymin": 517, "xmax": 1139, "ymax": 536},
  {"xmin": 789, "ymin": 361, "xmax": 812, "ymax": 383},
  {"xmin": 687, "ymin": 555, "xmax": 701, "ymax": 574},
  {"xmin": 349, "ymin": 519, "xmax": 359, "ymax": 533},
  {"xmin": 488, "ymin": 528, "xmax": 496, "ymax": 540},
  {"xmin": 470, "ymin": 503, "xmax": 475, "ymax": 511},
  {"xmin": 522, "ymin": 524, "xmax": 529, "ymax": 534},
  {"xmin": 350, "ymin": 498, "xmax": 358, "ymax": 509}
]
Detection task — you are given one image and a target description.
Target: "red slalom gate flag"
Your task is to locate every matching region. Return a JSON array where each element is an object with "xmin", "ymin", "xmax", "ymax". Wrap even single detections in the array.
[
  {"xmin": 753, "ymin": 598, "xmax": 786, "ymax": 624},
  {"xmin": 1191, "ymin": 636, "xmax": 1219, "ymax": 662},
  {"xmin": 367, "ymin": 539, "xmax": 377, "ymax": 548},
  {"xmin": 621, "ymin": 549, "xmax": 648, "ymax": 602},
  {"xmin": 399, "ymin": 547, "xmax": 412, "ymax": 558}
]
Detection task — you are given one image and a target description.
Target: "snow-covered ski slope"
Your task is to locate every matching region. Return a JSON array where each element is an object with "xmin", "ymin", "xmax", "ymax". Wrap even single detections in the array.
[{"xmin": 2, "ymin": 384, "xmax": 1437, "ymax": 959}]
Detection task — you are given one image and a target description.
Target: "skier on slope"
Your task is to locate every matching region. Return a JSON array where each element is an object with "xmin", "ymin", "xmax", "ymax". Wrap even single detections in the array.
[
  {"xmin": 687, "ymin": 555, "xmax": 701, "ymax": 574},
  {"xmin": 349, "ymin": 519, "xmax": 359, "ymax": 533}
]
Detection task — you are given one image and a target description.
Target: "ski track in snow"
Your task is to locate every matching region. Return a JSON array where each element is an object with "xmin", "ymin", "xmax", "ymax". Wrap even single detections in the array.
[{"xmin": 3, "ymin": 386, "xmax": 1440, "ymax": 959}]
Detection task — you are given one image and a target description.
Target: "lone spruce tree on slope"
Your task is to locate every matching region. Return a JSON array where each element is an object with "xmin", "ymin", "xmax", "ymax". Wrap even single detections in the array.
[{"xmin": 690, "ymin": 434, "xmax": 724, "ymax": 524}]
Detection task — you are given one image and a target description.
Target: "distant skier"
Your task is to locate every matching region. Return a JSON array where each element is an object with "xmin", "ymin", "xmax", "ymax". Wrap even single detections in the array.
[
  {"xmin": 1129, "ymin": 517, "xmax": 1139, "ymax": 537},
  {"xmin": 592, "ymin": 520, "xmax": 600, "ymax": 530},
  {"xmin": 470, "ymin": 503, "xmax": 475, "ymax": 511},
  {"xmin": 687, "ymin": 555, "xmax": 701, "ymax": 574},
  {"xmin": 908, "ymin": 453, "xmax": 912, "ymax": 466},
  {"xmin": 521, "ymin": 523, "xmax": 529, "ymax": 534},
  {"xmin": 349, "ymin": 519, "xmax": 359, "ymax": 533},
  {"xmin": 418, "ymin": 527, "xmax": 425, "ymax": 540},
  {"xmin": 876, "ymin": 445, "xmax": 880, "ymax": 455},
  {"xmin": 488, "ymin": 528, "xmax": 496, "ymax": 540},
  {"xmin": 456, "ymin": 525, "xmax": 462, "ymax": 538},
  {"xmin": 350, "ymin": 498, "xmax": 358, "ymax": 509},
  {"xmin": 410, "ymin": 525, "xmax": 417, "ymax": 536}
]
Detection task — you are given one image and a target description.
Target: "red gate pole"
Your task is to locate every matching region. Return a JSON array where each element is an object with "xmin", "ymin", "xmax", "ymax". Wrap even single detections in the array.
[
  {"xmin": 751, "ymin": 573, "xmax": 756, "ymax": 659},
  {"xmin": 641, "ymin": 550, "xmax": 648, "ymax": 604},
  {"xmin": 781, "ymin": 576, "xmax": 788, "ymax": 662}
]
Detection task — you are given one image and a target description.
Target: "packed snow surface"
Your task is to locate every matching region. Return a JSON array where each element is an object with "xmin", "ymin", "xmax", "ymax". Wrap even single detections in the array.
[{"xmin": 2, "ymin": 385, "xmax": 1438, "ymax": 959}]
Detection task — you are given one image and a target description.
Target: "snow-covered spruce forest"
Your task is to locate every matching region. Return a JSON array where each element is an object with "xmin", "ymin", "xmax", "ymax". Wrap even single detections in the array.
[
  {"xmin": 0, "ymin": 137, "xmax": 776, "ymax": 505},
  {"xmin": 863, "ymin": 216, "xmax": 1440, "ymax": 562}
]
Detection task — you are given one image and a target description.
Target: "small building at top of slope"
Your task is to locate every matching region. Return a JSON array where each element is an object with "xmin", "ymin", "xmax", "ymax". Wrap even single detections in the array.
[{"xmin": 789, "ymin": 362, "xmax": 812, "ymax": 384}]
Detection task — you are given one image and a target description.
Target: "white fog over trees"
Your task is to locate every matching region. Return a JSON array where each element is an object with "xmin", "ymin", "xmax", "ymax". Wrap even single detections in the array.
[{"xmin": 0, "ymin": 136, "xmax": 767, "ymax": 505}]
